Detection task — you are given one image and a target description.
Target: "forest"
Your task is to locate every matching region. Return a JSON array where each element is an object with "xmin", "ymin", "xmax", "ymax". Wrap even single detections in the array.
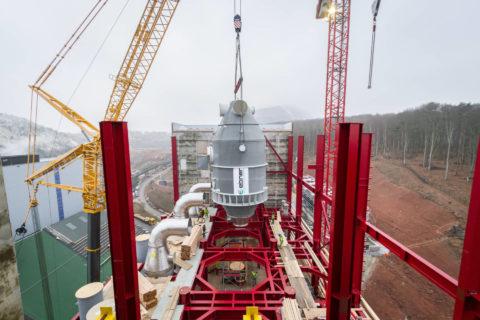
[{"xmin": 293, "ymin": 103, "xmax": 480, "ymax": 180}]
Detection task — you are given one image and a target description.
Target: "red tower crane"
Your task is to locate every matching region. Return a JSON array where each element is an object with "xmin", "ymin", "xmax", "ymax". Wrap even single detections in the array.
[{"xmin": 317, "ymin": 0, "xmax": 352, "ymax": 193}]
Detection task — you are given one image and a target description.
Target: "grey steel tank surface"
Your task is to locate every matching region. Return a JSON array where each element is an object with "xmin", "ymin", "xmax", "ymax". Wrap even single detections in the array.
[{"xmin": 211, "ymin": 100, "xmax": 268, "ymax": 227}]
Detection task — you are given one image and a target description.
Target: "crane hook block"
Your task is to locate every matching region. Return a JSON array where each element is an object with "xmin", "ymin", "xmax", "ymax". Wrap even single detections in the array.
[{"xmin": 234, "ymin": 14, "xmax": 242, "ymax": 33}]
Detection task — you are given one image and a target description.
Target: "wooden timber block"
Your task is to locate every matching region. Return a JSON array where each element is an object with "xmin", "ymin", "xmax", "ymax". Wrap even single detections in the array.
[
  {"xmin": 181, "ymin": 225, "xmax": 203, "ymax": 260},
  {"xmin": 138, "ymin": 271, "xmax": 157, "ymax": 302},
  {"xmin": 161, "ymin": 287, "xmax": 180, "ymax": 320},
  {"xmin": 303, "ymin": 307, "xmax": 327, "ymax": 320},
  {"xmin": 140, "ymin": 304, "xmax": 151, "ymax": 320},
  {"xmin": 142, "ymin": 297, "xmax": 158, "ymax": 310},
  {"xmin": 281, "ymin": 298, "xmax": 302, "ymax": 320},
  {"xmin": 173, "ymin": 253, "xmax": 192, "ymax": 270}
]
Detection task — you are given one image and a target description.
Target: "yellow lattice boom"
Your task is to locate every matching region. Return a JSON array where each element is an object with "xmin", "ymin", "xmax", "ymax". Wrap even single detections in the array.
[
  {"xmin": 26, "ymin": 0, "xmax": 180, "ymax": 215},
  {"xmin": 104, "ymin": 0, "xmax": 180, "ymax": 121}
]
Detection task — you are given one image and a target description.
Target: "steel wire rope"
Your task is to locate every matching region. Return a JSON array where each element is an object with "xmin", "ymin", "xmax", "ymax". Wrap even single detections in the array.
[
  {"xmin": 34, "ymin": 0, "xmax": 110, "ymax": 87},
  {"xmin": 22, "ymin": 0, "xmax": 110, "ymax": 231},
  {"xmin": 35, "ymin": 1, "xmax": 133, "ymax": 298}
]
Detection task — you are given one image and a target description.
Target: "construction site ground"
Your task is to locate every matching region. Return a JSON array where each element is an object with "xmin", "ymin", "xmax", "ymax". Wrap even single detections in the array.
[{"xmin": 364, "ymin": 157, "xmax": 471, "ymax": 319}]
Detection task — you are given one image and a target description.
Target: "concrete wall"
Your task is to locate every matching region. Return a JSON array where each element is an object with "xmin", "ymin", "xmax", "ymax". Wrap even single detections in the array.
[
  {"xmin": 0, "ymin": 163, "xmax": 24, "ymax": 320},
  {"xmin": 172, "ymin": 122, "xmax": 292, "ymax": 208}
]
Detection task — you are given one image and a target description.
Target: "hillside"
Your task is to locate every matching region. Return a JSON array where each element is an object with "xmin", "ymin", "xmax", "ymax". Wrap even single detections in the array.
[
  {"xmin": 254, "ymin": 105, "xmax": 313, "ymax": 124},
  {"xmin": 0, "ymin": 113, "xmax": 84, "ymax": 158},
  {"xmin": 0, "ymin": 113, "xmax": 170, "ymax": 158},
  {"xmin": 294, "ymin": 102, "xmax": 480, "ymax": 180}
]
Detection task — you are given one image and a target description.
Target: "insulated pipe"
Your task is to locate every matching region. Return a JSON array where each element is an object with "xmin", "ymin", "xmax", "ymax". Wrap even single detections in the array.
[
  {"xmin": 173, "ymin": 192, "xmax": 205, "ymax": 218},
  {"xmin": 143, "ymin": 218, "xmax": 192, "ymax": 277},
  {"xmin": 75, "ymin": 282, "xmax": 104, "ymax": 320},
  {"xmin": 188, "ymin": 182, "xmax": 211, "ymax": 193},
  {"xmin": 188, "ymin": 206, "xmax": 199, "ymax": 218}
]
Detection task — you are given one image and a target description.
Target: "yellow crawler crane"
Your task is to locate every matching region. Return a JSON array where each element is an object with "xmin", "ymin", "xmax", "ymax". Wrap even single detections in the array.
[{"xmin": 25, "ymin": 0, "xmax": 181, "ymax": 282}]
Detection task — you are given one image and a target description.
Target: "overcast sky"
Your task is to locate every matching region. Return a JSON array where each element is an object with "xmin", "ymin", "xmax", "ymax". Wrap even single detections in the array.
[{"xmin": 1, "ymin": 0, "xmax": 479, "ymax": 133}]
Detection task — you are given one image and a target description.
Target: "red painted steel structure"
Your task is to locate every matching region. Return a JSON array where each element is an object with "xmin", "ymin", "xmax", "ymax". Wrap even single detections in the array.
[
  {"xmin": 171, "ymin": 136, "xmax": 180, "ymax": 202},
  {"xmin": 295, "ymin": 136, "xmax": 304, "ymax": 224},
  {"xmin": 162, "ymin": 131, "xmax": 480, "ymax": 320},
  {"xmin": 286, "ymin": 136, "xmax": 294, "ymax": 212},
  {"xmin": 323, "ymin": 0, "xmax": 352, "ymax": 193},
  {"xmin": 312, "ymin": 135, "xmax": 325, "ymax": 256},
  {"xmin": 352, "ymin": 133, "xmax": 372, "ymax": 306},
  {"xmin": 325, "ymin": 123, "xmax": 369, "ymax": 320},
  {"xmin": 454, "ymin": 139, "xmax": 480, "ymax": 319},
  {"xmin": 100, "ymin": 121, "xmax": 140, "ymax": 320}
]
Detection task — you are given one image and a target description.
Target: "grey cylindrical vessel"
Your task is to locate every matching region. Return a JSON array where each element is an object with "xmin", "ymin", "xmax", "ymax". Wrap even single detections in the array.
[
  {"xmin": 211, "ymin": 100, "xmax": 268, "ymax": 227},
  {"xmin": 75, "ymin": 282, "xmax": 104, "ymax": 320},
  {"xmin": 136, "ymin": 233, "xmax": 150, "ymax": 263}
]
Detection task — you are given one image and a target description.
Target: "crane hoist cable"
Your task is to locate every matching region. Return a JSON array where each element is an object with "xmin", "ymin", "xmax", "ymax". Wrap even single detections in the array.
[
  {"xmin": 233, "ymin": 0, "xmax": 247, "ymax": 149},
  {"xmin": 27, "ymin": 0, "xmax": 110, "ymax": 181},
  {"xmin": 21, "ymin": 0, "xmax": 111, "ymax": 237},
  {"xmin": 34, "ymin": 0, "xmax": 110, "ymax": 87},
  {"xmin": 367, "ymin": 0, "xmax": 381, "ymax": 89},
  {"xmin": 233, "ymin": 0, "xmax": 243, "ymax": 100}
]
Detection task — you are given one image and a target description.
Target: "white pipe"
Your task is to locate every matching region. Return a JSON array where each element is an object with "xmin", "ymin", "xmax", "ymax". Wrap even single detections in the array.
[
  {"xmin": 143, "ymin": 218, "xmax": 192, "ymax": 277},
  {"xmin": 188, "ymin": 206, "xmax": 199, "ymax": 218},
  {"xmin": 173, "ymin": 192, "xmax": 205, "ymax": 218},
  {"xmin": 188, "ymin": 182, "xmax": 211, "ymax": 193}
]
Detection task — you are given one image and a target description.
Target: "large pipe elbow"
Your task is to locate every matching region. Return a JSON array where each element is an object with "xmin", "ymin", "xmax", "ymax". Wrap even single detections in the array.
[
  {"xmin": 143, "ymin": 218, "xmax": 192, "ymax": 277},
  {"xmin": 188, "ymin": 182, "xmax": 211, "ymax": 194},
  {"xmin": 173, "ymin": 192, "xmax": 206, "ymax": 218},
  {"xmin": 149, "ymin": 218, "xmax": 192, "ymax": 248}
]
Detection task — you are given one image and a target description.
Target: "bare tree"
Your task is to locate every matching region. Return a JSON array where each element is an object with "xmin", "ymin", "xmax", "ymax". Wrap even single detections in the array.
[
  {"xmin": 444, "ymin": 120, "xmax": 454, "ymax": 180},
  {"xmin": 403, "ymin": 130, "xmax": 408, "ymax": 165},
  {"xmin": 422, "ymin": 131, "xmax": 428, "ymax": 168},
  {"xmin": 428, "ymin": 127, "xmax": 436, "ymax": 171}
]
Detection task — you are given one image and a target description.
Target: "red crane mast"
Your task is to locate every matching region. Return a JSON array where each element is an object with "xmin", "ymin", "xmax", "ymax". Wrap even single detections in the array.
[{"xmin": 319, "ymin": 0, "xmax": 352, "ymax": 193}]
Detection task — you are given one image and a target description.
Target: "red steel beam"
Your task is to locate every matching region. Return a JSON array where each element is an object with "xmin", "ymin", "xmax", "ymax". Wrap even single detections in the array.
[
  {"xmin": 313, "ymin": 135, "xmax": 325, "ymax": 254},
  {"xmin": 171, "ymin": 136, "xmax": 180, "ymax": 202},
  {"xmin": 352, "ymin": 133, "xmax": 372, "ymax": 306},
  {"xmin": 365, "ymin": 222, "xmax": 458, "ymax": 298},
  {"xmin": 326, "ymin": 123, "xmax": 363, "ymax": 320},
  {"xmin": 295, "ymin": 136, "xmax": 304, "ymax": 225},
  {"xmin": 287, "ymin": 135, "xmax": 294, "ymax": 212},
  {"xmin": 454, "ymin": 138, "xmax": 480, "ymax": 319},
  {"xmin": 100, "ymin": 121, "xmax": 140, "ymax": 320},
  {"xmin": 266, "ymin": 135, "xmax": 332, "ymax": 204}
]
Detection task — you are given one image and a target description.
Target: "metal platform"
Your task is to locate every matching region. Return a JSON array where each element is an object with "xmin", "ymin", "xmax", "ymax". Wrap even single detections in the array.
[{"xmin": 45, "ymin": 211, "xmax": 151, "ymax": 257}]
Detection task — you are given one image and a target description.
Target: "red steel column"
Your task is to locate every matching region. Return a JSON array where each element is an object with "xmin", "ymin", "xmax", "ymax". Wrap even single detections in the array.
[
  {"xmin": 171, "ymin": 136, "xmax": 180, "ymax": 202},
  {"xmin": 100, "ymin": 121, "xmax": 140, "ymax": 320},
  {"xmin": 351, "ymin": 133, "xmax": 372, "ymax": 306},
  {"xmin": 295, "ymin": 136, "xmax": 304, "ymax": 225},
  {"xmin": 326, "ymin": 123, "xmax": 363, "ymax": 320},
  {"xmin": 286, "ymin": 135, "xmax": 294, "ymax": 212},
  {"xmin": 313, "ymin": 135, "xmax": 325, "ymax": 254},
  {"xmin": 453, "ymin": 139, "xmax": 480, "ymax": 320}
]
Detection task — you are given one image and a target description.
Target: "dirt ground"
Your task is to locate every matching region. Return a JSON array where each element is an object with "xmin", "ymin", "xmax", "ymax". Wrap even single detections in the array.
[
  {"xmin": 146, "ymin": 183, "xmax": 174, "ymax": 212},
  {"xmin": 363, "ymin": 158, "xmax": 472, "ymax": 319}
]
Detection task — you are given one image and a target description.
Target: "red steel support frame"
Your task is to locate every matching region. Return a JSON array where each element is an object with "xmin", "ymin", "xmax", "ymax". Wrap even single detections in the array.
[
  {"xmin": 365, "ymin": 222, "xmax": 458, "ymax": 297},
  {"xmin": 100, "ymin": 121, "xmax": 140, "ymax": 320},
  {"xmin": 287, "ymin": 136, "xmax": 294, "ymax": 212},
  {"xmin": 351, "ymin": 133, "xmax": 372, "ymax": 306},
  {"xmin": 326, "ymin": 123, "xmax": 365, "ymax": 320},
  {"xmin": 171, "ymin": 136, "xmax": 180, "ymax": 202},
  {"xmin": 312, "ymin": 135, "xmax": 325, "ymax": 255},
  {"xmin": 454, "ymin": 139, "xmax": 480, "ymax": 319},
  {"xmin": 295, "ymin": 136, "xmax": 304, "ymax": 225}
]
